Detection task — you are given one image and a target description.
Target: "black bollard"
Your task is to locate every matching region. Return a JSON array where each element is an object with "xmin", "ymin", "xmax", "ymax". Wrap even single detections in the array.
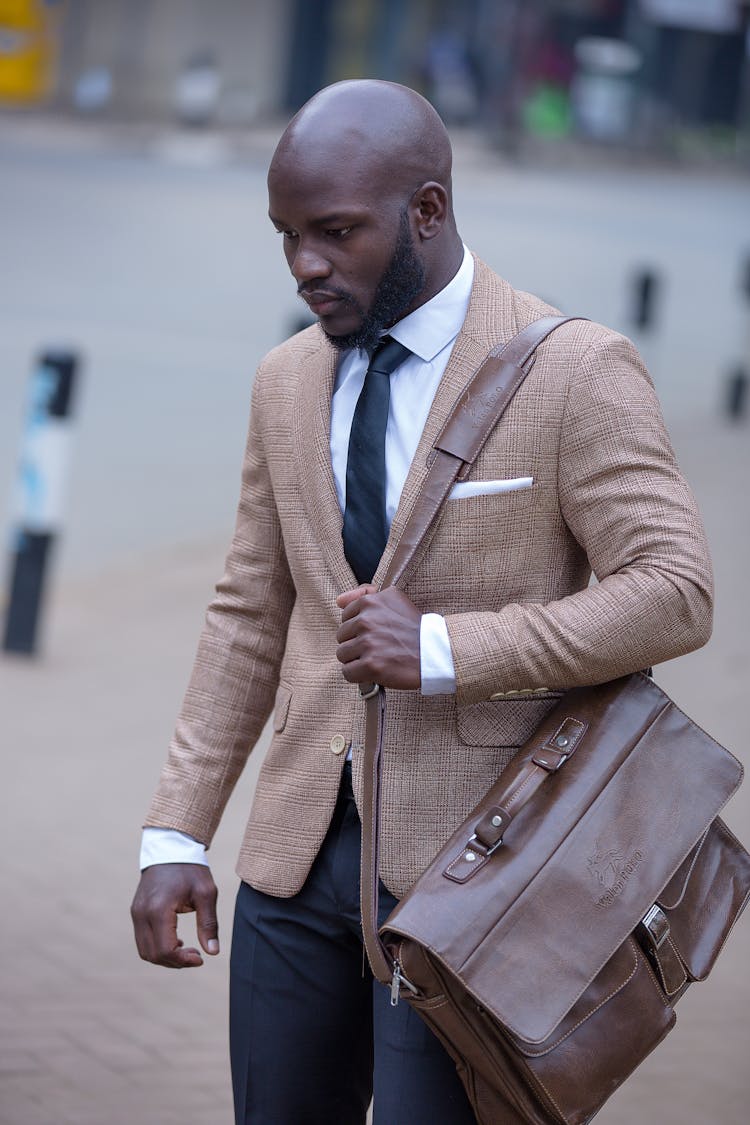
[
  {"xmin": 3, "ymin": 351, "xmax": 80, "ymax": 655},
  {"xmin": 726, "ymin": 367, "xmax": 747, "ymax": 421},
  {"xmin": 741, "ymin": 254, "xmax": 750, "ymax": 303},
  {"xmin": 631, "ymin": 269, "xmax": 661, "ymax": 333},
  {"xmin": 722, "ymin": 254, "xmax": 750, "ymax": 422}
]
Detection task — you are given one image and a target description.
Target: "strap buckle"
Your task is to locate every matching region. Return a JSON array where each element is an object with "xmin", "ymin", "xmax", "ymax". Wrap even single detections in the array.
[
  {"xmin": 359, "ymin": 682, "xmax": 380, "ymax": 700},
  {"xmin": 638, "ymin": 904, "xmax": 670, "ymax": 951},
  {"xmin": 468, "ymin": 831, "xmax": 504, "ymax": 859}
]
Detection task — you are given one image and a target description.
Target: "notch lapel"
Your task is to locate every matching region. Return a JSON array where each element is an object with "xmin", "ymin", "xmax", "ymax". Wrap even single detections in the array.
[{"xmin": 291, "ymin": 334, "xmax": 357, "ymax": 592}]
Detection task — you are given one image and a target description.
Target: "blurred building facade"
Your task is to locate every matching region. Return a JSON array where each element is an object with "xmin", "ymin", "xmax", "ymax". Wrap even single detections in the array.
[{"xmin": 0, "ymin": 0, "xmax": 748, "ymax": 149}]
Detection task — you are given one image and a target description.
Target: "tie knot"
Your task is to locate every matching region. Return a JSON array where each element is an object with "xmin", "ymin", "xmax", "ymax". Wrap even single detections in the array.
[{"xmin": 368, "ymin": 336, "xmax": 412, "ymax": 377}]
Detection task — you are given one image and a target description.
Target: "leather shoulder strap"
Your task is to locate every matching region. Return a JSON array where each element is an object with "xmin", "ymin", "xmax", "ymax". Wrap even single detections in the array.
[
  {"xmin": 380, "ymin": 316, "xmax": 581, "ymax": 591},
  {"xmin": 360, "ymin": 314, "xmax": 585, "ymax": 986}
]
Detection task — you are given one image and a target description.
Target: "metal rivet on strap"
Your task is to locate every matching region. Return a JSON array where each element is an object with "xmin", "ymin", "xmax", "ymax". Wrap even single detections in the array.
[
  {"xmin": 465, "ymin": 851, "xmax": 476, "ymax": 862},
  {"xmin": 555, "ymin": 735, "xmax": 570, "ymax": 748},
  {"xmin": 491, "ymin": 815, "xmax": 502, "ymax": 828}
]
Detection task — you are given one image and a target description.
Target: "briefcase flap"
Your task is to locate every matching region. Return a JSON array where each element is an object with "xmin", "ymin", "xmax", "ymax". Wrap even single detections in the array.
[{"xmin": 383, "ymin": 677, "xmax": 744, "ymax": 1044}]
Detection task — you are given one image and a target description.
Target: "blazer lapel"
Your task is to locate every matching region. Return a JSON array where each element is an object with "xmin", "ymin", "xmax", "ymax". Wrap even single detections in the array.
[
  {"xmin": 374, "ymin": 258, "xmax": 519, "ymax": 587},
  {"xmin": 292, "ymin": 334, "xmax": 356, "ymax": 591}
]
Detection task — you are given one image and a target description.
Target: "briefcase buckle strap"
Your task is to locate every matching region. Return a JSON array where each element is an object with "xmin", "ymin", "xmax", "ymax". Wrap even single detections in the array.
[
  {"xmin": 532, "ymin": 717, "xmax": 588, "ymax": 771},
  {"xmin": 639, "ymin": 903, "xmax": 671, "ymax": 951},
  {"xmin": 472, "ymin": 807, "xmax": 513, "ymax": 854}
]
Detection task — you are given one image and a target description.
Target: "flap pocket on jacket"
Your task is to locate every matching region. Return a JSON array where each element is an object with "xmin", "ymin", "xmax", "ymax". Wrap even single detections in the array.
[
  {"xmin": 273, "ymin": 682, "xmax": 292, "ymax": 733},
  {"xmin": 457, "ymin": 694, "xmax": 563, "ymax": 749}
]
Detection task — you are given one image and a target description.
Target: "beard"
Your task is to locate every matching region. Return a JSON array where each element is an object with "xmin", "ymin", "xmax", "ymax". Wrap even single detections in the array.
[{"xmin": 320, "ymin": 210, "xmax": 426, "ymax": 353}]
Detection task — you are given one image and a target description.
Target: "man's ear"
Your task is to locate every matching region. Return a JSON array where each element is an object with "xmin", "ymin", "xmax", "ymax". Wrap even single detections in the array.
[{"xmin": 410, "ymin": 182, "xmax": 449, "ymax": 240}]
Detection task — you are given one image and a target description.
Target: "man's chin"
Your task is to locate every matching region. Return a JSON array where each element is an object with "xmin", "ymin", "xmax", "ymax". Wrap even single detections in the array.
[
  {"xmin": 308, "ymin": 305, "xmax": 366, "ymax": 351},
  {"xmin": 321, "ymin": 323, "xmax": 374, "ymax": 353},
  {"xmin": 321, "ymin": 311, "xmax": 388, "ymax": 353},
  {"xmin": 322, "ymin": 326, "xmax": 362, "ymax": 352}
]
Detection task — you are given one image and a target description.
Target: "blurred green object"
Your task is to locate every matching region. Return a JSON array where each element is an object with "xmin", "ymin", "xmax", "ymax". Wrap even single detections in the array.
[{"xmin": 522, "ymin": 84, "xmax": 571, "ymax": 138}]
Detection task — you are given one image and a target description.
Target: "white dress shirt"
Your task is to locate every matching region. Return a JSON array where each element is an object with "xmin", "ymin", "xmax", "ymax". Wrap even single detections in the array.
[{"xmin": 140, "ymin": 248, "xmax": 474, "ymax": 870}]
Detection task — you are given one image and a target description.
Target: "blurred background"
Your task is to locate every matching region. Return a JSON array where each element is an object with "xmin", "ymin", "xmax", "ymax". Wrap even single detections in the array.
[
  {"xmin": 1, "ymin": 2, "xmax": 749, "ymax": 1123},
  {"xmin": 1, "ymin": 0, "xmax": 749, "ymax": 151}
]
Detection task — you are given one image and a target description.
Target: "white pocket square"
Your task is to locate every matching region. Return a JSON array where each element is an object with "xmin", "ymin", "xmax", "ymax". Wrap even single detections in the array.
[{"xmin": 448, "ymin": 476, "xmax": 533, "ymax": 500}]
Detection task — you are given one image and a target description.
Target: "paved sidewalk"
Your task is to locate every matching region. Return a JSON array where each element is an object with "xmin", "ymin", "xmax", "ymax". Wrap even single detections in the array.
[{"xmin": 1, "ymin": 412, "xmax": 749, "ymax": 1124}]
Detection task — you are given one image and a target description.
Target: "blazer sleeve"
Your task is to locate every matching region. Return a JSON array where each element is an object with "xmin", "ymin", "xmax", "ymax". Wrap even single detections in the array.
[
  {"xmin": 444, "ymin": 331, "xmax": 714, "ymax": 705},
  {"xmin": 144, "ymin": 365, "xmax": 296, "ymax": 845}
]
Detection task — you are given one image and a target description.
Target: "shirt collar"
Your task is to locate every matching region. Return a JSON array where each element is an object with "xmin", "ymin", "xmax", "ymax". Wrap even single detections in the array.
[{"xmin": 385, "ymin": 245, "xmax": 474, "ymax": 363}]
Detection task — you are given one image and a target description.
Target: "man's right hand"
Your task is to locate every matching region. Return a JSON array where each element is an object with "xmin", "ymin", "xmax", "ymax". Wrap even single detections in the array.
[{"xmin": 130, "ymin": 863, "xmax": 219, "ymax": 969}]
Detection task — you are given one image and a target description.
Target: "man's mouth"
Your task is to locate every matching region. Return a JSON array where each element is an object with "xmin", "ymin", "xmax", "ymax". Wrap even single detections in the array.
[{"xmin": 300, "ymin": 290, "xmax": 346, "ymax": 316}]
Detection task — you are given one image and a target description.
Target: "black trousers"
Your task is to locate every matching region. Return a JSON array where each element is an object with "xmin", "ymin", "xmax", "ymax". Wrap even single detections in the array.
[{"xmin": 229, "ymin": 763, "xmax": 477, "ymax": 1125}]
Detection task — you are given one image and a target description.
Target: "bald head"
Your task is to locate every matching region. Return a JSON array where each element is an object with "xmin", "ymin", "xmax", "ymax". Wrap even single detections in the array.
[
  {"xmin": 270, "ymin": 80, "xmax": 454, "ymax": 210},
  {"xmin": 267, "ymin": 80, "xmax": 464, "ymax": 349}
]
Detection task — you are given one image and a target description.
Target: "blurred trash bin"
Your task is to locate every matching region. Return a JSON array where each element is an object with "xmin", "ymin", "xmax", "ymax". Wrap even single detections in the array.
[
  {"xmin": 424, "ymin": 30, "xmax": 479, "ymax": 125},
  {"xmin": 571, "ymin": 37, "xmax": 642, "ymax": 141},
  {"xmin": 174, "ymin": 51, "xmax": 221, "ymax": 127}
]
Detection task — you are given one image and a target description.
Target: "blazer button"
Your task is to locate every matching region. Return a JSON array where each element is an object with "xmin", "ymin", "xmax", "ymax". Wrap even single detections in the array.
[{"xmin": 330, "ymin": 735, "xmax": 347, "ymax": 755}]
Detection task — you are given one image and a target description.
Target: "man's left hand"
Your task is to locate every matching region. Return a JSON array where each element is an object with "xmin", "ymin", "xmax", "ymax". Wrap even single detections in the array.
[{"xmin": 336, "ymin": 585, "xmax": 421, "ymax": 690}]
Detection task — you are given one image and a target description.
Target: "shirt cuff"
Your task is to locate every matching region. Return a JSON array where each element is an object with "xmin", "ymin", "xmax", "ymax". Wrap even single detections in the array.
[
  {"xmin": 420, "ymin": 613, "xmax": 457, "ymax": 695},
  {"xmin": 140, "ymin": 827, "xmax": 209, "ymax": 870}
]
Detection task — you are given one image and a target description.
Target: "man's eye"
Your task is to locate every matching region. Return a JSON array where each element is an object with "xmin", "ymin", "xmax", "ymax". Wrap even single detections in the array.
[
  {"xmin": 278, "ymin": 229, "xmax": 298, "ymax": 241},
  {"xmin": 326, "ymin": 227, "xmax": 352, "ymax": 239}
]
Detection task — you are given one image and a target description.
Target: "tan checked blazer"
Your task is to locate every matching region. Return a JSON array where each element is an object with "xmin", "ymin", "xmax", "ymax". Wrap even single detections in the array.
[{"xmin": 145, "ymin": 257, "xmax": 713, "ymax": 897}]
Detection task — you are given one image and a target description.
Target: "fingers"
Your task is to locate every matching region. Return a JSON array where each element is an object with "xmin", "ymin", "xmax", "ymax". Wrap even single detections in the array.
[
  {"xmin": 336, "ymin": 583, "xmax": 376, "ymax": 612},
  {"xmin": 335, "ymin": 603, "xmax": 372, "ymax": 666},
  {"xmin": 130, "ymin": 863, "xmax": 219, "ymax": 969},
  {"xmin": 339, "ymin": 656, "xmax": 374, "ymax": 685},
  {"xmin": 335, "ymin": 615, "xmax": 361, "ymax": 644},
  {"xmin": 336, "ymin": 636, "xmax": 375, "ymax": 683},
  {"xmin": 150, "ymin": 907, "xmax": 205, "ymax": 969},
  {"xmin": 194, "ymin": 884, "xmax": 220, "ymax": 956},
  {"xmin": 334, "ymin": 586, "xmax": 422, "ymax": 691}
]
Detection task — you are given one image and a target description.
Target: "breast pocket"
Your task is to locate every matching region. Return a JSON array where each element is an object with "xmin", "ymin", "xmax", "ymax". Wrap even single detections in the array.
[
  {"xmin": 416, "ymin": 485, "xmax": 540, "ymax": 609},
  {"xmin": 441, "ymin": 482, "xmax": 538, "ymax": 539}
]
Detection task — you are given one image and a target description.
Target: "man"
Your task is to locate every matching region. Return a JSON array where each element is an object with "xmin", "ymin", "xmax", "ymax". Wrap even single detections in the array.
[{"xmin": 131, "ymin": 80, "xmax": 713, "ymax": 1125}]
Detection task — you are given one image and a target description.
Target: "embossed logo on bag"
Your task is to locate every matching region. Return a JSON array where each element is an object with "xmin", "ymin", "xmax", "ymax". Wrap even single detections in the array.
[
  {"xmin": 588, "ymin": 841, "xmax": 643, "ymax": 908},
  {"xmin": 462, "ymin": 387, "xmax": 501, "ymax": 428}
]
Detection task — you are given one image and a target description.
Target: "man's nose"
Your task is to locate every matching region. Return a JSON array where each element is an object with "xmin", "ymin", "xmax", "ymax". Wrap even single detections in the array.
[{"xmin": 290, "ymin": 243, "xmax": 332, "ymax": 285}]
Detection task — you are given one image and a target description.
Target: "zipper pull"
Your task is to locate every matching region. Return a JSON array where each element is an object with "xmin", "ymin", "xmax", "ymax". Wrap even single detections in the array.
[{"xmin": 390, "ymin": 962, "xmax": 402, "ymax": 1007}]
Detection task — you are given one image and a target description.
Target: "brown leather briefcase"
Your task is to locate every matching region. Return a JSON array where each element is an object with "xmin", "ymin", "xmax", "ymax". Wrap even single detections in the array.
[{"xmin": 359, "ymin": 319, "xmax": 750, "ymax": 1124}]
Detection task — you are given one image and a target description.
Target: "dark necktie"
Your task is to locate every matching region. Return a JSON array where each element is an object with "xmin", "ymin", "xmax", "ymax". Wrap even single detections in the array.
[{"xmin": 342, "ymin": 336, "xmax": 412, "ymax": 584}]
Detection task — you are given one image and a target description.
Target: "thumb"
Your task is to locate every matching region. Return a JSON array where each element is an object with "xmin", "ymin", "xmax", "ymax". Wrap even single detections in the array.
[{"xmin": 194, "ymin": 881, "xmax": 220, "ymax": 956}]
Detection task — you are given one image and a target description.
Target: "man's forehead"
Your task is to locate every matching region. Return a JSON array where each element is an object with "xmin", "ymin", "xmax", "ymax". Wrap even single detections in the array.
[
  {"xmin": 271, "ymin": 126, "xmax": 390, "ymax": 185},
  {"xmin": 268, "ymin": 138, "xmax": 400, "ymax": 214}
]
